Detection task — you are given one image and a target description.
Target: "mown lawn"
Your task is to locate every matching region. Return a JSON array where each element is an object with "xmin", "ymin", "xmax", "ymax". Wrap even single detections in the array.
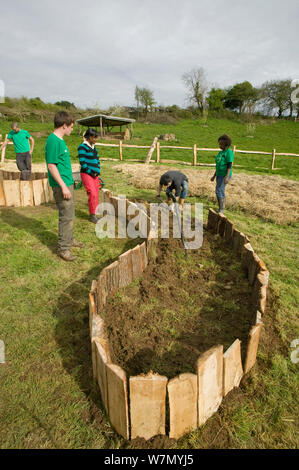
[{"xmin": 0, "ymin": 159, "xmax": 298, "ymax": 449}]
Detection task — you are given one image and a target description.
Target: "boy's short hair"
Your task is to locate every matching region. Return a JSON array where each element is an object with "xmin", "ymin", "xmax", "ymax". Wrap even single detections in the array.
[
  {"xmin": 54, "ymin": 111, "xmax": 74, "ymax": 129},
  {"xmin": 11, "ymin": 122, "xmax": 19, "ymax": 130},
  {"xmin": 160, "ymin": 173, "xmax": 172, "ymax": 186},
  {"xmin": 218, "ymin": 134, "xmax": 232, "ymax": 147}
]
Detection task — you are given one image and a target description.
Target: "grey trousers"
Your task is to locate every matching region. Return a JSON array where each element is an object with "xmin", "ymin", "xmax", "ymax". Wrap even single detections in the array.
[
  {"xmin": 52, "ymin": 184, "xmax": 75, "ymax": 252},
  {"xmin": 16, "ymin": 152, "xmax": 31, "ymax": 180}
]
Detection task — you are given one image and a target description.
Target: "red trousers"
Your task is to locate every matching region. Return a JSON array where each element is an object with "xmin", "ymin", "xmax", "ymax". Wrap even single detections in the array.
[{"xmin": 80, "ymin": 172, "xmax": 99, "ymax": 215}]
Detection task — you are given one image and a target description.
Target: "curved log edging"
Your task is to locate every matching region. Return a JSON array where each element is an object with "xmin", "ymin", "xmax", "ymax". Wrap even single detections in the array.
[
  {"xmin": 0, "ymin": 170, "xmax": 54, "ymax": 207},
  {"xmin": 89, "ymin": 191, "xmax": 269, "ymax": 440}
]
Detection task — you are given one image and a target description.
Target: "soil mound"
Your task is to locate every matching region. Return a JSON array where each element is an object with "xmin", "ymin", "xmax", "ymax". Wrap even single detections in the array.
[{"xmin": 103, "ymin": 232, "xmax": 256, "ymax": 378}]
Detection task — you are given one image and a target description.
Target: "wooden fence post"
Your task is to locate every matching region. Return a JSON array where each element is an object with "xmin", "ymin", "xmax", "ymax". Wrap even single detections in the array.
[
  {"xmin": 1, "ymin": 134, "xmax": 7, "ymax": 163},
  {"xmin": 156, "ymin": 141, "xmax": 160, "ymax": 163},
  {"xmin": 271, "ymin": 148, "xmax": 276, "ymax": 170},
  {"xmin": 145, "ymin": 136, "xmax": 158, "ymax": 164},
  {"xmin": 193, "ymin": 144, "xmax": 197, "ymax": 166},
  {"xmin": 119, "ymin": 140, "xmax": 123, "ymax": 161}
]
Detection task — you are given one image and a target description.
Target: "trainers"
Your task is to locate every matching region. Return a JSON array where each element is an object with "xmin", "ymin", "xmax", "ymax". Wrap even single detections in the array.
[
  {"xmin": 58, "ymin": 250, "xmax": 76, "ymax": 262},
  {"xmin": 72, "ymin": 239, "xmax": 85, "ymax": 248},
  {"xmin": 90, "ymin": 214, "xmax": 99, "ymax": 224}
]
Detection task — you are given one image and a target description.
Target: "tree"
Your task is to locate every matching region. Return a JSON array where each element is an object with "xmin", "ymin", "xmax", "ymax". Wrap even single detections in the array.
[
  {"xmin": 182, "ymin": 68, "xmax": 208, "ymax": 113},
  {"xmin": 224, "ymin": 81, "xmax": 258, "ymax": 114},
  {"xmin": 134, "ymin": 86, "xmax": 142, "ymax": 117},
  {"xmin": 134, "ymin": 86, "xmax": 155, "ymax": 116},
  {"xmin": 207, "ymin": 88, "xmax": 227, "ymax": 111},
  {"xmin": 260, "ymin": 80, "xmax": 292, "ymax": 117},
  {"xmin": 55, "ymin": 100, "xmax": 76, "ymax": 109}
]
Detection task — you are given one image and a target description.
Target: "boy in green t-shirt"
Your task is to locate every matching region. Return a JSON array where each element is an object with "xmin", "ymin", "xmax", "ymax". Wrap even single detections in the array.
[
  {"xmin": 211, "ymin": 134, "xmax": 234, "ymax": 214},
  {"xmin": 0, "ymin": 122, "xmax": 35, "ymax": 180},
  {"xmin": 45, "ymin": 111, "xmax": 84, "ymax": 262}
]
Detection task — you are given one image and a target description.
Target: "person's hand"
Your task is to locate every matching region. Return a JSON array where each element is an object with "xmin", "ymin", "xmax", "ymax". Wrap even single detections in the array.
[
  {"xmin": 224, "ymin": 177, "xmax": 229, "ymax": 184},
  {"xmin": 210, "ymin": 176, "xmax": 215, "ymax": 182},
  {"xmin": 62, "ymin": 186, "xmax": 72, "ymax": 200}
]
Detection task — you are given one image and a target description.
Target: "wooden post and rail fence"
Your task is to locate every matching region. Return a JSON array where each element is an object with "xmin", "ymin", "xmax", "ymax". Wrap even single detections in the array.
[
  {"xmin": 0, "ymin": 134, "xmax": 298, "ymax": 170},
  {"xmin": 94, "ymin": 136, "xmax": 299, "ymax": 171}
]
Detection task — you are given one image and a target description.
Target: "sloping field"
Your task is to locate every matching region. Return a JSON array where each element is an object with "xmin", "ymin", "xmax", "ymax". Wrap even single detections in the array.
[{"xmin": 114, "ymin": 164, "xmax": 299, "ymax": 224}]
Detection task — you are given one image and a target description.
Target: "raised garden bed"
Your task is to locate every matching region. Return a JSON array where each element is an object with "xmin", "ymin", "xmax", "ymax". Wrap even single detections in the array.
[{"xmin": 89, "ymin": 189, "xmax": 269, "ymax": 440}]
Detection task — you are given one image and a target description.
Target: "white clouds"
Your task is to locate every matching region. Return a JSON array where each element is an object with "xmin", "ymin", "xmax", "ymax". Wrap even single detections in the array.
[{"xmin": 0, "ymin": 0, "xmax": 298, "ymax": 108}]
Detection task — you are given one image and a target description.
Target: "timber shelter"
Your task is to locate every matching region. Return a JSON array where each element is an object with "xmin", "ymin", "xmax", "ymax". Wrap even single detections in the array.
[{"xmin": 76, "ymin": 114, "xmax": 135, "ymax": 140}]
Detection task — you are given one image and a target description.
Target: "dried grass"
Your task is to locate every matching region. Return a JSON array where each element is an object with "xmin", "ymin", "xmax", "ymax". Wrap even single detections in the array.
[{"xmin": 114, "ymin": 163, "xmax": 299, "ymax": 224}]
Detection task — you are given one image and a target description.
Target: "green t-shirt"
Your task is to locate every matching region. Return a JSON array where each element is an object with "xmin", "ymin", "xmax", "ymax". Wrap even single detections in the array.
[
  {"xmin": 45, "ymin": 133, "xmax": 74, "ymax": 188},
  {"xmin": 7, "ymin": 129, "xmax": 31, "ymax": 153},
  {"xmin": 215, "ymin": 148, "xmax": 234, "ymax": 177}
]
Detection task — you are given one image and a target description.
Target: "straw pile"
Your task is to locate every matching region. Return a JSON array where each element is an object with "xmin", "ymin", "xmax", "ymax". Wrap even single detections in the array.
[{"xmin": 114, "ymin": 164, "xmax": 299, "ymax": 224}]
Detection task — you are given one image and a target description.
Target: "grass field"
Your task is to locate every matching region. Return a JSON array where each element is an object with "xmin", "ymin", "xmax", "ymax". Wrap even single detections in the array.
[
  {"xmin": 1, "ymin": 116, "xmax": 299, "ymax": 180},
  {"xmin": 0, "ymin": 116, "xmax": 298, "ymax": 449}
]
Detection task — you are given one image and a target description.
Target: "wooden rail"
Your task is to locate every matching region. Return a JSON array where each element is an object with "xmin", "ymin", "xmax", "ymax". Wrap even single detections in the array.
[
  {"xmin": 95, "ymin": 140, "xmax": 299, "ymax": 170},
  {"xmin": 1, "ymin": 134, "xmax": 297, "ymax": 171}
]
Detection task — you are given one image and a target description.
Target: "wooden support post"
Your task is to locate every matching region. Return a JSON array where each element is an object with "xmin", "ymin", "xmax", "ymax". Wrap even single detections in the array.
[
  {"xmin": 271, "ymin": 148, "xmax": 276, "ymax": 170},
  {"xmin": 100, "ymin": 117, "xmax": 103, "ymax": 139},
  {"xmin": 1, "ymin": 134, "xmax": 7, "ymax": 163},
  {"xmin": 119, "ymin": 140, "xmax": 123, "ymax": 161},
  {"xmin": 130, "ymin": 123, "xmax": 133, "ymax": 138},
  {"xmin": 233, "ymin": 145, "xmax": 236, "ymax": 166},
  {"xmin": 145, "ymin": 136, "xmax": 158, "ymax": 164},
  {"xmin": 193, "ymin": 144, "xmax": 197, "ymax": 166},
  {"xmin": 156, "ymin": 141, "xmax": 160, "ymax": 163}
]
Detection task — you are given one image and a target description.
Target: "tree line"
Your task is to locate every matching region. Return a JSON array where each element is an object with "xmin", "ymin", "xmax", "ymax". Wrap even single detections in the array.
[{"xmin": 135, "ymin": 69, "xmax": 299, "ymax": 118}]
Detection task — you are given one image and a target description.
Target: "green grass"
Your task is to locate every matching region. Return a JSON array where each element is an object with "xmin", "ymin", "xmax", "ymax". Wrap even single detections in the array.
[
  {"xmin": 1, "ymin": 116, "xmax": 299, "ymax": 179},
  {"xmin": 0, "ymin": 118, "xmax": 298, "ymax": 448}
]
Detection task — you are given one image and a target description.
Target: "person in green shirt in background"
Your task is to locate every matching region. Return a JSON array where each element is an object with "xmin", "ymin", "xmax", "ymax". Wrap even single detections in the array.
[
  {"xmin": 45, "ymin": 111, "xmax": 84, "ymax": 262},
  {"xmin": 210, "ymin": 134, "xmax": 234, "ymax": 214},
  {"xmin": 0, "ymin": 122, "xmax": 34, "ymax": 180}
]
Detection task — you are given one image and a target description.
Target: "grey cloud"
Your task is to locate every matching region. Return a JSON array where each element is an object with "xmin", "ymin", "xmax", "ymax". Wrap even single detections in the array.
[{"xmin": 1, "ymin": 0, "xmax": 298, "ymax": 108}]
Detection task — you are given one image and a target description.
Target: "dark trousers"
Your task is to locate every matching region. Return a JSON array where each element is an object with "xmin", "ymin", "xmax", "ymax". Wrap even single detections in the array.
[
  {"xmin": 52, "ymin": 185, "xmax": 75, "ymax": 252},
  {"xmin": 16, "ymin": 152, "xmax": 31, "ymax": 180}
]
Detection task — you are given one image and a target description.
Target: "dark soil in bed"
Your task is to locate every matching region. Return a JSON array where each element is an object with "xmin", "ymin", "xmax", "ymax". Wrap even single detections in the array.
[{"xmin": 102, "ymin": 230, "xmax": 256, "ymax": 379}]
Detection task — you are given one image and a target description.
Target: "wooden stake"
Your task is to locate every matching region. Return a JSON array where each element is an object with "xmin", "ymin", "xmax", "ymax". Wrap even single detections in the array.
[
  {"xmin": 193, "ymin": 144, "xmax": 197, "ymax": 166},
  {"xmin": 156, "ymin": 141, "xmax": 160, "ymax": 163},
  {"xmin": 119, "ymin": 140, "xmax": 123, "ymax": 161},
  {"xmin": 233, "ymin": 145, "xmax": 236, "ymax": 166},
  {"xmin": 271, "ymin": 148, "xmax": 276, "ymax": 170},
  {"xmin": 145, "ymin": 136, "xmax": 158, "ymax": 164},
  {"xmin": 100, "ymin": 116, "xmax": 103, "ymax": 138},
  {"xmin": 1, "ymin": 134, "xmax": 7, "ymax": 163}
]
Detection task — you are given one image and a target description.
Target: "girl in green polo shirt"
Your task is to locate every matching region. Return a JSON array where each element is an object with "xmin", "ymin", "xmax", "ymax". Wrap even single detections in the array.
[{"xmin": 210, "ymin": 134, "xmax": 234, "ymax": 214}]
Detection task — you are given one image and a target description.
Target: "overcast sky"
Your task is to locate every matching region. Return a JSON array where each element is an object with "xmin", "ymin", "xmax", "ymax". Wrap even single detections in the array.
[{"xmin": 1, "ymin": 0, "xmax": 298, "ymax": 109}]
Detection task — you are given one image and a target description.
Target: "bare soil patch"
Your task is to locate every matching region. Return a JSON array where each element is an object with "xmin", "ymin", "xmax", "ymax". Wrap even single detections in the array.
[
  {"xmin": 103, "ymin": 231, "xmax": 257, "ymax": 379},
  {"xmin": 114, "ymin": 163, "xmax": 299, "ymax": 224}
]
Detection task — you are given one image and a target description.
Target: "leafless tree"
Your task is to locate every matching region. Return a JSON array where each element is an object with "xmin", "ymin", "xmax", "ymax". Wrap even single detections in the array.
[{"xmin": 182, "ymin": 68, "xmax": 208, "ymax": 113}]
